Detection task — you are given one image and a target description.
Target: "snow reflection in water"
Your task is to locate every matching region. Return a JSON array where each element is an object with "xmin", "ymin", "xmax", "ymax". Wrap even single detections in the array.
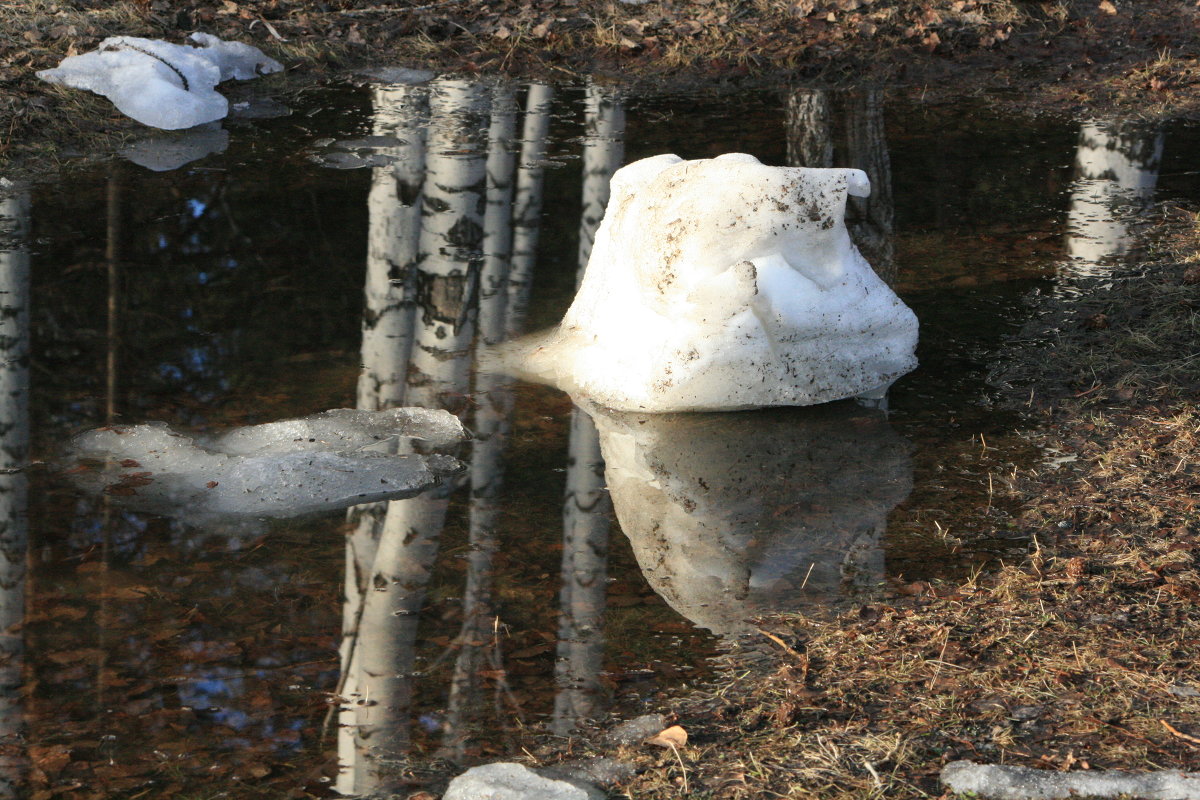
[
  {"xmin": 8, "ymin": 79, "xmax": 1200, "ymax": 799},
  {"xmin": 592, "ymin": 402, "xmax": 912, "ymax": 636}
]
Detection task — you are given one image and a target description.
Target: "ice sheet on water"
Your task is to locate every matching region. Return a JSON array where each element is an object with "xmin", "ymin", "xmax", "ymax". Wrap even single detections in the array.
[
  {"xmin": 309, "ymin": 136, "xmax": 410, "ymax": 169},
  {"xmin": 64, "ymin": 408, "xmax": 466, "ymax": 522},
  {"xmin": 37, "ymin": 34, "xmax": 282, "ymax": 130},
  {"xmin": 214, "ymin": 407, "xmax": 467, "ymax": 454},
  {"xmin": 354, "ymin": 66, "xmax": 436, "ymax": 86}
]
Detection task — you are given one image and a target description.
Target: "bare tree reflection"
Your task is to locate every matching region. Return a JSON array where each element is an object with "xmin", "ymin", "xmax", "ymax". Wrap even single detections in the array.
[
  {"xmin": 1060, "ymin": 120, "xmax": 1163, "ymax": 287},
  {"xmin": 339, "ymin": 75, "xmax": 431, "ymax": 795},
  {"xmin": 0, "ymin": 181, "xmax": 30, "ymax": 797},
  {"xmin": 553, "ymin": 82, "xmax": 624, "ymax": 736},
  {"xmin": 785, "ymin": 89, "xmax": 895, "ymax": 285},
  {"xmin": 506, "ymin": 84, "xmax": 554, "ymax": 337},
  {"xmin": 344, "ymin": 78, "xmax": 488, "ymax": 794},
  {"xmin": 441, "ymin": 83, "xmax": 519, "ymax": 761}
]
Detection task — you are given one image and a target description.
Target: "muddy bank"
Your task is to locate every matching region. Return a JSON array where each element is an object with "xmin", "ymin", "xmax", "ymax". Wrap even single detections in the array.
[{"xmin": 3, "ymin": 0, "xmax": 1200, "ymax": 169}]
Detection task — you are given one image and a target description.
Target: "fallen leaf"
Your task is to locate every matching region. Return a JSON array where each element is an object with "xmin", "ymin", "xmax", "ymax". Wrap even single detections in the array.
[
  {"xmin": 1098, "ymin": 0, "xmax": 1117, "ymax": 13},
  {"xmin": 646, "ymin": 725, "xmax": 688, "ymax": 748}
]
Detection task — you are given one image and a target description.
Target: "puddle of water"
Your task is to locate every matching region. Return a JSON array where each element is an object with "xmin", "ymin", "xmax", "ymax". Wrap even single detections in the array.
[{"xmin": 3, "ymin": 80, "xmax": 1200, "ymax": 796}]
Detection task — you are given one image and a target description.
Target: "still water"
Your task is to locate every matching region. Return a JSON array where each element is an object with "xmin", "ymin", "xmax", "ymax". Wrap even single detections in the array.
[{"xmin": 1, "ymin": 78, "xmax": 1197, "ymax": 797}]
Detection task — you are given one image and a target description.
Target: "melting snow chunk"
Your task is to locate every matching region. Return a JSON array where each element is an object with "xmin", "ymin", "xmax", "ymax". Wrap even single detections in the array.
[
  {"xmin": 37, "ymin": 34, "xmax": 282, "ymax": 130},
  {"xmin": 64, "ymin": 408, "xmax": 466, "ymax": 522},
  {"xmin": 500, "ymin": 153, "xmax": 919, "ymax": 412},
  {"xmin": 186, "ymin": 32, "xmax": 283, "ymax": 81},
  {"xmin": 214, "ymin": 407, "xmax": 467, "ymax": 455}
]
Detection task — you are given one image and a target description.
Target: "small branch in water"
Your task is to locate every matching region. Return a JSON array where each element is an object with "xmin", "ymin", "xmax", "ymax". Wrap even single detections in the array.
[
  {"xmin": 320, "ymin": 593, "xmax": 368, "ymax": 743},
  {"xmin": 100, "ymin": 41, "xmax": 190, "ymax": 91}
]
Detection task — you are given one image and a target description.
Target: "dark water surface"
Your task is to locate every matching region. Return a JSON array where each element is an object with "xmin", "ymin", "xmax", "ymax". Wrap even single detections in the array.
[{"xmin": 2, "ymin": 80, "xmax": 1199, "ymax": 796}]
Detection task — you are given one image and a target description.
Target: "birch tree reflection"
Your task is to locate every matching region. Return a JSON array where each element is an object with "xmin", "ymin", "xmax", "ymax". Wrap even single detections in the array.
[
  {"xmin": 441, "ymin": 84, "xmax": 518, "ymax": 760},
  {"xmin": 1061, "ymin": 120, "xmax": 1164, "ymax": 287},
  {"xmin": 554, "ymin": 83, "xmax": 624, "ymax": 735},
  {"xmin": 339, "ymin": 76, "xmax": 430, "ymax": 795},
  {"xmin": 0, "ymin": 181, "xmax": 30, "ymax": 797},
  {"xmin": 506, "ymin": 84, "xmax": 555, "ymax": 337},
  {"xmin": 342, "ymin": 78, "xmax": 489, "ymax": 794},
  {"xmin": 786, "ymin": 89, "xmax": 896, "ymax": 284}
]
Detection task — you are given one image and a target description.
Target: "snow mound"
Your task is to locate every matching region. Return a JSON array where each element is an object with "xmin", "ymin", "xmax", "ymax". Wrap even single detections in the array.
[
  {"xmin": 37, "ymin": 34, "xmax": 282, "ymax": 130},
  {"xmin": 64, "ymin": 408, "xmax": 465, "ymax": 521},
  {"xmin": 499, "ymin": 153, "xmax": 918, "ymax": 412}
]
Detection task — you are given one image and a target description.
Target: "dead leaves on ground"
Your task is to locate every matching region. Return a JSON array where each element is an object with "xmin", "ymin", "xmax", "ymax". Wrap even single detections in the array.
[{"xmin": 645, "ymin": 724, "xmax": 688, "ymax": 749}]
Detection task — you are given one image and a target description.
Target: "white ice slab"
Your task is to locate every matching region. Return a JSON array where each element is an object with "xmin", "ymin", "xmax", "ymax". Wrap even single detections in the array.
[
  {"xmin": 187, "ymin": 32, "xmax": 283, "ymax": 81},
  {"xmin": 501, "ymin": 153, "xmax": 918, "ymax": 411},
  {"xmin": 64, "ymin": 408, "xmax": 465, "ymax": 521}
]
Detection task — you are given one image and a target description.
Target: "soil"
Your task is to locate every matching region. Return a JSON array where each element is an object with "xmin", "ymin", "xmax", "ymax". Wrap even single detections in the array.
[
  {"xmin": 4, "ymin": 2, "xmax": 1200, "ymax": 798},
  {"xmin": 3, "ymin": 0, "xmax": 1200, "ymax": 169}
]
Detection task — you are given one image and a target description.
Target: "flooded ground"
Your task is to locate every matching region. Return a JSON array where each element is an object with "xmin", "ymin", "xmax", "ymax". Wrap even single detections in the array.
[{"xmin": 3, "ymin": 81, "xmax": 1200, "ymax": 797}]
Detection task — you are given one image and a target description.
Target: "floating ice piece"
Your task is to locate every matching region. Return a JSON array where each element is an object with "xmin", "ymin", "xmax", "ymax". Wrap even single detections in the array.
[
  {"xmin": 37, "ymin": 34, "xmax": 282, "ymax": 130},
  {"xmin": 309, "ymin": 135, "xmax": 410, "ymax": 169},
  {"xmin": 214, "ymin": 407, "xmax": 467, "ymax": 454},
  {"xmin": 591, "ymin": 401, "xmax": 912, "ymax": 633},
  {"xmin": 64, "ymin": 408, "xmax": 465, "ymax": 521},
  {"xmin": 354, "ymin": 66, "xmax": 436, "ymax": 86},
  {"xmin": 503, "ymin": 153, "xmax": 918, "ymax": 411}
]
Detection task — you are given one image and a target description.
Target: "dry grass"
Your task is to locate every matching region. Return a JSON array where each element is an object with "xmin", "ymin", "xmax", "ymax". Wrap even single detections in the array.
[{"xmin": 4, "ymin": 0, "xmax": 1200, "ymax": 170}]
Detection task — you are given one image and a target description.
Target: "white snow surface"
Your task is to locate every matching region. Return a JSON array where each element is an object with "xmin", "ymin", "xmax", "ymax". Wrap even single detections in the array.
[
  {"xmin": 942, "ymin": 760, "xmax": 1200, "ymax": 800},
  {"xmin": 65, "ymin": 408, "xmax": 465, "ymax": 521},
  {"xmin": 443, "ymin": 763, "xmax": 604, "ymax": 800},
  {"xmin": 37, "ymin": 34, "xmax": 282, "ymax": 130},
  {"xmin": 186, "ymin": 32, "xmax": 283, "ymax": 81},
  {"xmin": 499, "ymin": 153, "xmax": 918, "ymax": 412}
]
